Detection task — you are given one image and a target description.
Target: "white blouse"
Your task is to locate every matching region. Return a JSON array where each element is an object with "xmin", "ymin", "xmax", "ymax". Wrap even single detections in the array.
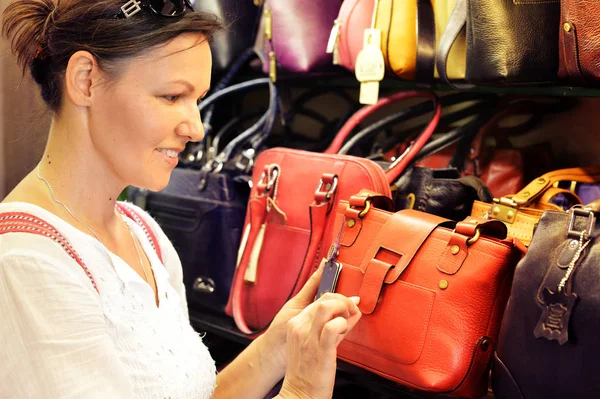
[{"xmin": 0, "ymin": 201, "xmax": 217, "ymax": 399}]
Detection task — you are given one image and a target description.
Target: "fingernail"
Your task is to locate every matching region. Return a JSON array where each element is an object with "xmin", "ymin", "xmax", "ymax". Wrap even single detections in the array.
[{"xmin": 349, "ymin": 296, "xmax": 360, "ymax": 305}]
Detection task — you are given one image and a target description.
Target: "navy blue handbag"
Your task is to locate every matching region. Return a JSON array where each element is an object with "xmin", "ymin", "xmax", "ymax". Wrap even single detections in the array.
[{"xmin": 129, "ymin": 75, "xmax": 278, "ymax": 314}]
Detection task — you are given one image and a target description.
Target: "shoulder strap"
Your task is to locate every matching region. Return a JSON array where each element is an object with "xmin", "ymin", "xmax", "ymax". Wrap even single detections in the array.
[
  {"xmin": 115, "ymin": 202, "xmax": 163, "ymax": 264},
  {"xmin": 0, "ymin": 212, "xmax": 99, "ymax": 294}
]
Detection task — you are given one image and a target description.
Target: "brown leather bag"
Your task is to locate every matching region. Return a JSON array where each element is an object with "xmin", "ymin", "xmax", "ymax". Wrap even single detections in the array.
[
  {"xmin": 471, "ymin": 167, "xmax": 600, "ymax": 246},
  {"xmin": 559, "ymin": 0, "xmax": 600, "ymax": 83}
]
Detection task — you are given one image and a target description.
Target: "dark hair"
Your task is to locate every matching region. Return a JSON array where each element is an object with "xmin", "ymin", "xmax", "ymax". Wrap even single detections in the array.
[{"xmin": 2, "ymin": 0, "xmax": 223, "ymax": 112}]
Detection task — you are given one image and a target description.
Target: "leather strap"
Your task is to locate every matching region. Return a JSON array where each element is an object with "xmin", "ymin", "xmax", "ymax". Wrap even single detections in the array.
[
  {"xmin": 358, "ymin": 209, "xmax": 442, "ymax": 283},
  {"xmin": 232, "ymin": 195, "xmax": 269, "ymax": 335},
  {"xmin": 324, "ymin": 91, "xmax": 439, "ymax": 155},
  {"xmin": 511, "ymin": 166, "xmax": 600, "ymax": 206},
  {"xmin": 359, "ymin": 259, "xmax": 394, "ymax": 314},
  {"xmin": 458, "ymin": 175, "xmax": 493, "ymax": 202},
  {"xmin": 384, "ymin": 93, "xmax": 442, "ymax": 184},
  {"xmin": 560, "ymin": 21, "xmax": 585, "ymax": 84},
  {"xmin": 0, "ymin": 212, "xmax": 99, "ymax": 293},
  {"xmin": 415, "ymin": 0, "xmax": 435, "ymax": 83},
  {"xmin": 435, "ymin": 0, "xmax": 473, "ymax": 89},
  {"xmin": 338, "ymin": 92, "xmax": 483, "ymax": 155}
]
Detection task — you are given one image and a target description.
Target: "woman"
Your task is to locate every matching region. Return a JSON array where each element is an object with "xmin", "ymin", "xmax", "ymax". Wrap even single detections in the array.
[{"xmin": 0, "ymin": 0, "xmax": 362, "ymax": 398}]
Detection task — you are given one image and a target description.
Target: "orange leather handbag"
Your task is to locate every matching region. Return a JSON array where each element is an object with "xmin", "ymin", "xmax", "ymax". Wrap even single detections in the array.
[
  {"xmin": 226, "ymin": 90, "xmax": 441, "ymax": 334},
  {"xmin": 327, "ymin": 190, "xmax": 525, "ymax": 397}
]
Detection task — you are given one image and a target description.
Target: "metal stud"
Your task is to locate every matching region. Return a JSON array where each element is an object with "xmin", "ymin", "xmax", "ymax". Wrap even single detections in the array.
[
  {"xmin": 450, "ymin": 245, "xmax": 460, "ymax": 255},
  {"xmin": 347, "ymin": 219, "xmax": 356, "ymax": 228},
  {"xmin": 439, "ymin": 280, "xmax": 449, "ymax": 290}
]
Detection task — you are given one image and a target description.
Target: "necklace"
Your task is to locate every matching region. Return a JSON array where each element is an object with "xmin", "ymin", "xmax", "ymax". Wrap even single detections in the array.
[{"xmin": 36, "ymin": 164, "xmax": 151, "ymax": 285}]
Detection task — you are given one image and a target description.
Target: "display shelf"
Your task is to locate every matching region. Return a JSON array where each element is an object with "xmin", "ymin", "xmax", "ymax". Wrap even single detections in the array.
[
  {"xmin": 293, "ymin": 75, "xmax": 600, "ymax": 98},
  {"xmin": 189, "ymin": 308, "xmax": 252, "ymax": 346}
]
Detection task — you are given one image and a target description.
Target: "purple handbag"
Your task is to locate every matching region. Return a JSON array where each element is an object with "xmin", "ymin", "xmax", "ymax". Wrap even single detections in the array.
[{"xmin": 256, "ymin": 0, "xmax": 344, "ymax": 80}]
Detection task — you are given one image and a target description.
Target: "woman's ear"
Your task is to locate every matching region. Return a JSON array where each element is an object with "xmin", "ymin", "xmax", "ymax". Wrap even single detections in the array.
[{"xmin": 64, "ymin": 50, "xmax": 99, "ymax": 107}]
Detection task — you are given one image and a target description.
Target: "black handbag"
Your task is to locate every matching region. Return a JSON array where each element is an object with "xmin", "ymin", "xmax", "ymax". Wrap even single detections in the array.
[
  {"xmin": 436, "ymin": 0, "xmax": 560, "ymax": 86},
  {"xmin": 493, "ymin": 206, "xmax": 600, "ymax": 398},
  {"xmin": 192, "ymin": 0, "xmax": 261, "ymax": 73},
  {"xmin": 394, "ymin": 167, "xmax": 492, "ymax": 220},
  {"xmin": 129, "ymin": 77, "xmax": 278, "ymax": 314}
]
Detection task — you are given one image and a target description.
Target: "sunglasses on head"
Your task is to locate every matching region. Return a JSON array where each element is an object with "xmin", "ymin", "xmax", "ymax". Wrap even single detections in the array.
[{"xmin": 116, "ymin": 0, "xmax": 194, "ymax": 19}]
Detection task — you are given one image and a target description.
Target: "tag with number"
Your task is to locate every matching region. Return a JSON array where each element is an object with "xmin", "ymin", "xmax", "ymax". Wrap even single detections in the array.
[
  {"xmin": 316, "ymin": 259, "xmax": 343, "ymax": 300},
  {"xmin": 533, "ymin": 287, "xmax": 579, "ymax": 345},
  {"xmin": 355, "ymin": 29, "xmax": 385, "ymax": 105}
]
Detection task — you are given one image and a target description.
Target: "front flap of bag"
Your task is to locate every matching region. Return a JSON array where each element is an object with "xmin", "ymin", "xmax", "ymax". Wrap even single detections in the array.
[{"xmin": 336, "ymin": 201, "xmax": 446, "ymax": 315}]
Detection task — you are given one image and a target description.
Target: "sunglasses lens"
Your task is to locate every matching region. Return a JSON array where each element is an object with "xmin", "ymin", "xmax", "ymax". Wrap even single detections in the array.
[{"xmin": 148, "ymin": 0, "xmax": 186, "ymax": 16}]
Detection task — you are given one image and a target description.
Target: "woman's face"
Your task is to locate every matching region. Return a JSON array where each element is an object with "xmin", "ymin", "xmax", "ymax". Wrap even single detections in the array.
[{"xmin": 89, "ymin": 32, "xmax": 211, "ymax": 191}]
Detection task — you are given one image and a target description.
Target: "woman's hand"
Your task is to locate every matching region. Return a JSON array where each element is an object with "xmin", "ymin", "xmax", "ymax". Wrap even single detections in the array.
[
  {"xmin": 262, "ymin": 259, "xmax": 331, "ymax": 368},
  {"xmin": 277, "ymin": 291, "xmax": 362, "ymax": 399}
]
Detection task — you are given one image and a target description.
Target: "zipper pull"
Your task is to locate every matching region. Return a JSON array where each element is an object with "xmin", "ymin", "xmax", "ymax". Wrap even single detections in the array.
[
  {"xmin": 326, "ymin": 19, "xmax": 341, "ymax": 54},
  {"xmin": 264, "ymin": 8, "xmax": 272, "ymax": 40},
  {"xmin": 269, "ymin": 51, "xmax": 277, "ymax": 82}
]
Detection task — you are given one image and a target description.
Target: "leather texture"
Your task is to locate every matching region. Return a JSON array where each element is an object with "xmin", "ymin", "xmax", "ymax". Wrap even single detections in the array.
[
  {"xmin": 336, "ymin": 0, "xmax": 373, "ymax": 72},
  {"xmin": 394, "ymin": 167, "xmax": 492, "ymax": 221},
  {"xmin": 260, "ymin": 0, "xmax": 343, "ymax": 75},
  {"xmin": 193, "ymin": 0, "xmax": 260, "ymax": 72},
  {"xmin": 466, "ymin": 0, "xmax": 560, "ymax": 84},
  {"xmin": 470, "ymin": 167, "xmax": 600, "ymax": 246},
  {"xmin": 335, "ymin": 0, "xmax": 435, "ymax": 81},
  {"xmin": 377, "ymin": 0, "xmax": 418, "ymax": 80},
  {"xmin": 226, "ymin": 148, "xmax": 392, "ymax": 333},
  {"xmin": 332, "ymin": 197, "xmax": 524, "ymax": 397},
  {"xmin": 493, "ymin": 209, "xmax": 600, "ymax": 398},
  {"xmin": 129, "ymin": 168, "xmax": 249, "ymax": 314},
  {"xmin": 558, "ymin": 0, "xmax": 600, "ymax": 83}
]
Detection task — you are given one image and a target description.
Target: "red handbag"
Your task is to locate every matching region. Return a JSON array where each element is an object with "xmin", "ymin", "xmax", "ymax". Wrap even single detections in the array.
[
  {"xmin": 226, "ymin": 90, "xmax": 442, "ymax": 334},
  {"xmin": 328, "ymin": 190, "xmax": 525, "ymax": 397}
]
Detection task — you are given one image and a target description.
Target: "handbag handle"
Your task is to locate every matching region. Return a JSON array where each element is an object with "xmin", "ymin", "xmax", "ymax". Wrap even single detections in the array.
[
  {"xmin": 338, "ymin": 92, "xmax": 485, "ymax": 155},
  {"xmin": 202, "ymin": 48, "xmax": 262, "ymax": 139},
  {"xmin": 198, "ymin": 77, "xmax": 278, "ymax": 173},
  {"xmin": 325, "ymin": 91, "xmax": 440, "ymax": 155},
  {"xmin": 415, "ymin": 0, "xmax": 436, "ymax": 83},
  {"xmin": 365, "ymin": 94, "xmax": 496, "ymax": 157},
  {"xmin": 435, "ymin": 0, "xmax": 473, "ymax": 89},
  {"xmin": 505, "ymin": 166, "xmax": 600, "ymax": 207}
]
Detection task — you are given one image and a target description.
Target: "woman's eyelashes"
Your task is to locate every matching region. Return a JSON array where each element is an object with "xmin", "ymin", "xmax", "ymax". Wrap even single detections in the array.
[
  {"xmin": 163, "ymin": 95, "xmax": 182, "ymax": 103},
  {"xmin": 162, "ymin": 95, "xmax": 204, "ymax": 106}
]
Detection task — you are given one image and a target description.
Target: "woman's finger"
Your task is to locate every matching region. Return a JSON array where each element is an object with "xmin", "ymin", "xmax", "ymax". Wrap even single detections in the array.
[
  {"xmin": 308, "ymin": 294, "xmax": 360, "ymax": 342},
  {"xmin": 336, "ymin": 310, "xmax": 362, "ymax": 346},
  {"xmin": 319, "ymin": 317, "xmax": 349, "ymax": 350},
  {"xmin": 289, "ymin": 258, "xmax": 326, "ymax": 306}
]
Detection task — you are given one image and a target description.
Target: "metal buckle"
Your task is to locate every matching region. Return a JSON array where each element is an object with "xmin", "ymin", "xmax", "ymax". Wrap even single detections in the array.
[
  {"xmin": 314, "ymin": 176, "xmax": 339, "ymax": 203},
  {"xmin": 488, "ymin": 197, "xmax": 519, "ymax": 224},
  {"xmin": 121, "ymin": 0, "xmax": 142, "ymax": 18},
  {"xmin": 265, "ymin": 167, "xmax": 278, "ymax": 192},
  {"xmin": 567, "ymin": 206, "xmax": 595, "ymax": 240},
  {"xmin": 202, "ymin": 158, "xmax": 223, "ymax": 174},
  {"xmin": 235, "ymin": 148, "xmax": 256, "ymax": 173}
]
